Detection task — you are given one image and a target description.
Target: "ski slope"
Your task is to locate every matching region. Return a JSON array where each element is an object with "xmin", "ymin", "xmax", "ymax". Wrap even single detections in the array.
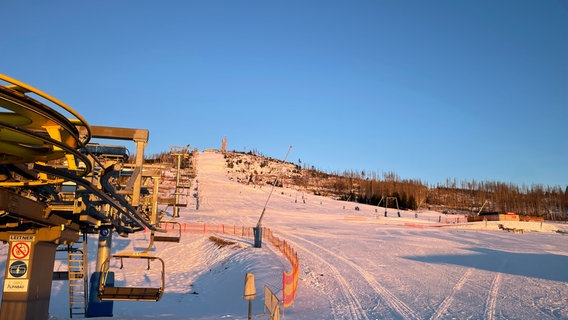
[{"xmin": 2, "ymin": 150, "xmax": 567, "ymax": 319}]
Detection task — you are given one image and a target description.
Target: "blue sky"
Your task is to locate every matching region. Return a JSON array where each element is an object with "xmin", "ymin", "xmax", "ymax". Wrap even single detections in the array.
[{"xmin": 1, "ymin": 1, "xmax": 567, "ymax": 187}]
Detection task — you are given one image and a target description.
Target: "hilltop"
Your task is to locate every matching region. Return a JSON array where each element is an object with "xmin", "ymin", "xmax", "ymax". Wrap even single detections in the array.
[{"xmin": 221, "ymin": 150, "xmax": 568, "ymax": 221}]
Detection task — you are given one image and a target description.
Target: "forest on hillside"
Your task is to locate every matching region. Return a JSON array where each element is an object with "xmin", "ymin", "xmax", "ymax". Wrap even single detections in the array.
[{"xmin": 332, "ymin": 170, "xmax": 567, "ymax": 221}]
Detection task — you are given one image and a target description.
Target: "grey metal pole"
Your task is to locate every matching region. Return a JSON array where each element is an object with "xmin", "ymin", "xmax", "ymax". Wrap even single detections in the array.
[
  {"xmin": 256, "ymin": 145, "xmax": 292, "ymax": 228},
  {"xmin": 95, "ymin": 228, "xmax": 112, "ymax": 276},
  {"xmin": 248, "ymin": 300, "xmax": 252, "ymax": 320},
  {"xmin": 174, "ymin": 153, "xmax": 181, "ymax": 218}
]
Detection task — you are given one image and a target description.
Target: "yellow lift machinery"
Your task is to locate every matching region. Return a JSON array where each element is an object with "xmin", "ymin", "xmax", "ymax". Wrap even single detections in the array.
[{"xmin": 0, "ymin": 74, "xmax": 172, "ymax": 319}]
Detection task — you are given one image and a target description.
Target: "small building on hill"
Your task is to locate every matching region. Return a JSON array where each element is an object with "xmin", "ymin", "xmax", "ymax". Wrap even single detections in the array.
[
  {"xmin": 468, "ymin": 212, "xmax": 519, "ymax": 222},
  {"xmin": 468, "ymin": 212, "xmax": 545, "ymax": 222}
]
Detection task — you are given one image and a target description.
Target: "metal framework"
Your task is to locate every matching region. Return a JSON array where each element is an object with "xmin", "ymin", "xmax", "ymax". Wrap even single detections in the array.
[
  {"xmin": 378, "ymin": 196, "xmax": 401, "ymax": 217},
  {"xmin": 0, "ymin": 74, "xmax": 169, "ymax": 319},
  {"xmin": 169, "ymin": 145, "xmax": 191, "ymax": 218}
]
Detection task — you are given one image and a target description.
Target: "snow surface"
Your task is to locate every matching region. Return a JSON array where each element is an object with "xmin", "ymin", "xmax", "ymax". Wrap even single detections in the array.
[{"xmin": 2, "ymin": 150, "xmax": 568, "ymax": 319}]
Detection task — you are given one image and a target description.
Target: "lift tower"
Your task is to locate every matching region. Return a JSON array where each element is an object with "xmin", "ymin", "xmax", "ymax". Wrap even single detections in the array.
[{"xmin": 169, "ymin": 146, "xmax": 190, "ymax": 218}]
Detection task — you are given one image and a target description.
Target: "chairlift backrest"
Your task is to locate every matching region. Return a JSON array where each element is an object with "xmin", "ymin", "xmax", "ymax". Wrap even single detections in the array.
[
  {"xmin": 98, "ymin": 253, "xmax": 165, "ymax": 302},
  {"xmin": 152, "ymin": 221, "xmax": 182, "ymax": 243}
]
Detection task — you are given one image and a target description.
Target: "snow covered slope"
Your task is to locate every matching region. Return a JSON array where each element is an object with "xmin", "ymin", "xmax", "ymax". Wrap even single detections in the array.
[{"xmin": 2, "ymin": 150, "xmax": 567, "ymax": 319}]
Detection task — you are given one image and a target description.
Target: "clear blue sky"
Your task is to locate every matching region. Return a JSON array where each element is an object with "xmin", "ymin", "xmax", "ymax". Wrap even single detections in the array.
[{"xmin": 1, "ymin": 1, "xmax": 567, "ymax": 187}]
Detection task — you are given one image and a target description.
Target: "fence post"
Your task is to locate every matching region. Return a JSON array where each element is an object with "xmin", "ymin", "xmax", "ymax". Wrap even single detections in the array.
[{"xmin": 282, "ymin": 271, "xmax": 285, "ymax": 312}]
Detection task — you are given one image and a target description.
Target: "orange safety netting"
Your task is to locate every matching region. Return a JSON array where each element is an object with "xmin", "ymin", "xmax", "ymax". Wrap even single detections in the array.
[
  {"xmin": 263, "ymin": 228, "xmax": 299, "ymax": 308},
  {"xmin": 175, "ymin": 223, "xmax": 299, "ymax": 308}
]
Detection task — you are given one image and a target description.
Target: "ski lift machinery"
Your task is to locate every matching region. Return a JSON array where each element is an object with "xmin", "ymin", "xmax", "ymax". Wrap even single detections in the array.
[
  {"xmin": 97, "ymin": 201, "xmax": 166, "ymax": 301},
  {"xmin": 97, "ymin": 151, "xmax": 185, "ymax": 301},
  {"xmin": 146, "ymin": 166, "xmax": 183, "ymax": 243},
  {"xmin": 92, "ymin": 135, "xmax": 167, "ymax": 302}
]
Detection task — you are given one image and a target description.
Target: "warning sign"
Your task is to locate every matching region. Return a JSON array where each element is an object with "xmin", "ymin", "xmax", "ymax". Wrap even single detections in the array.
[
  {"xmin": 10, "ymin": 242, "xmax": 31, "ymax": 260},
  {"xmin": 8, "ymin": 261, "xmax": 28, "ymax": 278},
  {"xmin": 3, "ymin": 279, "xmax": 29, "ymax": 292}
]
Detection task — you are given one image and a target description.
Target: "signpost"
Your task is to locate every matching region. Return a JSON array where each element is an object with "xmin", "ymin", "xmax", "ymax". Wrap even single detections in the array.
[
  {"xmin": 244, "ymin": 273, "xmax": 256, "ymax": 320},
  {"xmin": 0, "ymin": 229, "xmax": 76, "ymax": 320}
]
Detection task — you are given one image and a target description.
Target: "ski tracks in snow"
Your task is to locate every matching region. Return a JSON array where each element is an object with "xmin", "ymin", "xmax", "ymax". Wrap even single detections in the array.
[
  {"xmin": 485, "ymin": 271, "xmax": 502, "ymax": 320},
  {"xmin": 429, "ymin": 261, "xmax": 505, "ymax": 320},
  {"xmin": 484, "ymin": 254, "xmax": 509, "ymax": 320},
  {"xmin": 286, "ymin": 236, "xmax": 369, "ymax": 320},
  {"xmin": 429, "ymin": 268, "xmax": 473, "ymax": 320},
  {"xmin": 286, "ymin": 233, "xmax": 420, "ymax": 320}
]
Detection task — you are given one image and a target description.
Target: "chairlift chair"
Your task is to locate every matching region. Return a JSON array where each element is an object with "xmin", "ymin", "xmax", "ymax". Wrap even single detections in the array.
[
  {"xmin": 152, "ymin": 221, "xmax": 182, "ymax": 243},
  {"xmin": 98, "ymin": 252, "xmax": 165, "ymax": 302}
]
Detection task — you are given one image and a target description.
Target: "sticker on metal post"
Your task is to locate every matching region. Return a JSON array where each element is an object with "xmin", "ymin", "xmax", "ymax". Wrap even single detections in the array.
[
  {"xmin": 8, "ymin": 260, "xmax": 28, "ymax": 278},
  {"xmin": 10, "ymin": 242, "xmax": 31, "ymax": 260},
  {"xmin": 9, "ymin": 235, "xmax": 34, "ymax": 242},
  {"xmin": 3, "ymin": 279, "xmax": 29, "ymax": 292}
]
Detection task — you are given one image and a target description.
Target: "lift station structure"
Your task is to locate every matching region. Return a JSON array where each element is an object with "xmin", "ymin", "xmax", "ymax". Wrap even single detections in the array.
[{"xmin": 0, "ymin": 74, "xmax": 174, "ymax": 319}]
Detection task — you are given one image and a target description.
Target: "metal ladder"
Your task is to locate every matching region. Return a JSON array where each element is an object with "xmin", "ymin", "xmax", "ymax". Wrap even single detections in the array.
[{"xmin": 68, "ymin": 236, "xmax": 88, "ymax": 318}]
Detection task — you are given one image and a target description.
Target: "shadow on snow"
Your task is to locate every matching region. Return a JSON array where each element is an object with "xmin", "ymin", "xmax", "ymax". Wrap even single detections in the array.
[{"xmin": 403, "ymin": 247, "xmax": 568, "ymax": 283}]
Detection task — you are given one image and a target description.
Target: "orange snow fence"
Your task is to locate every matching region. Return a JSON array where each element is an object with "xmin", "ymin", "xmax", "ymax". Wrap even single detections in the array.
[
  {"xmin": 282, "ymin": 260, "xmax": 299, "ymax": 308},
  {"xmin": 178, "ymin": 223, "xmax": 299, "ymax": 308},
  {"xmin": 263, "ymin": 228, "xmax": 299, "ymax": 308},
  {"xmin": 181, "ymin": 223, "xmax": 253, "ymax": 237}
]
